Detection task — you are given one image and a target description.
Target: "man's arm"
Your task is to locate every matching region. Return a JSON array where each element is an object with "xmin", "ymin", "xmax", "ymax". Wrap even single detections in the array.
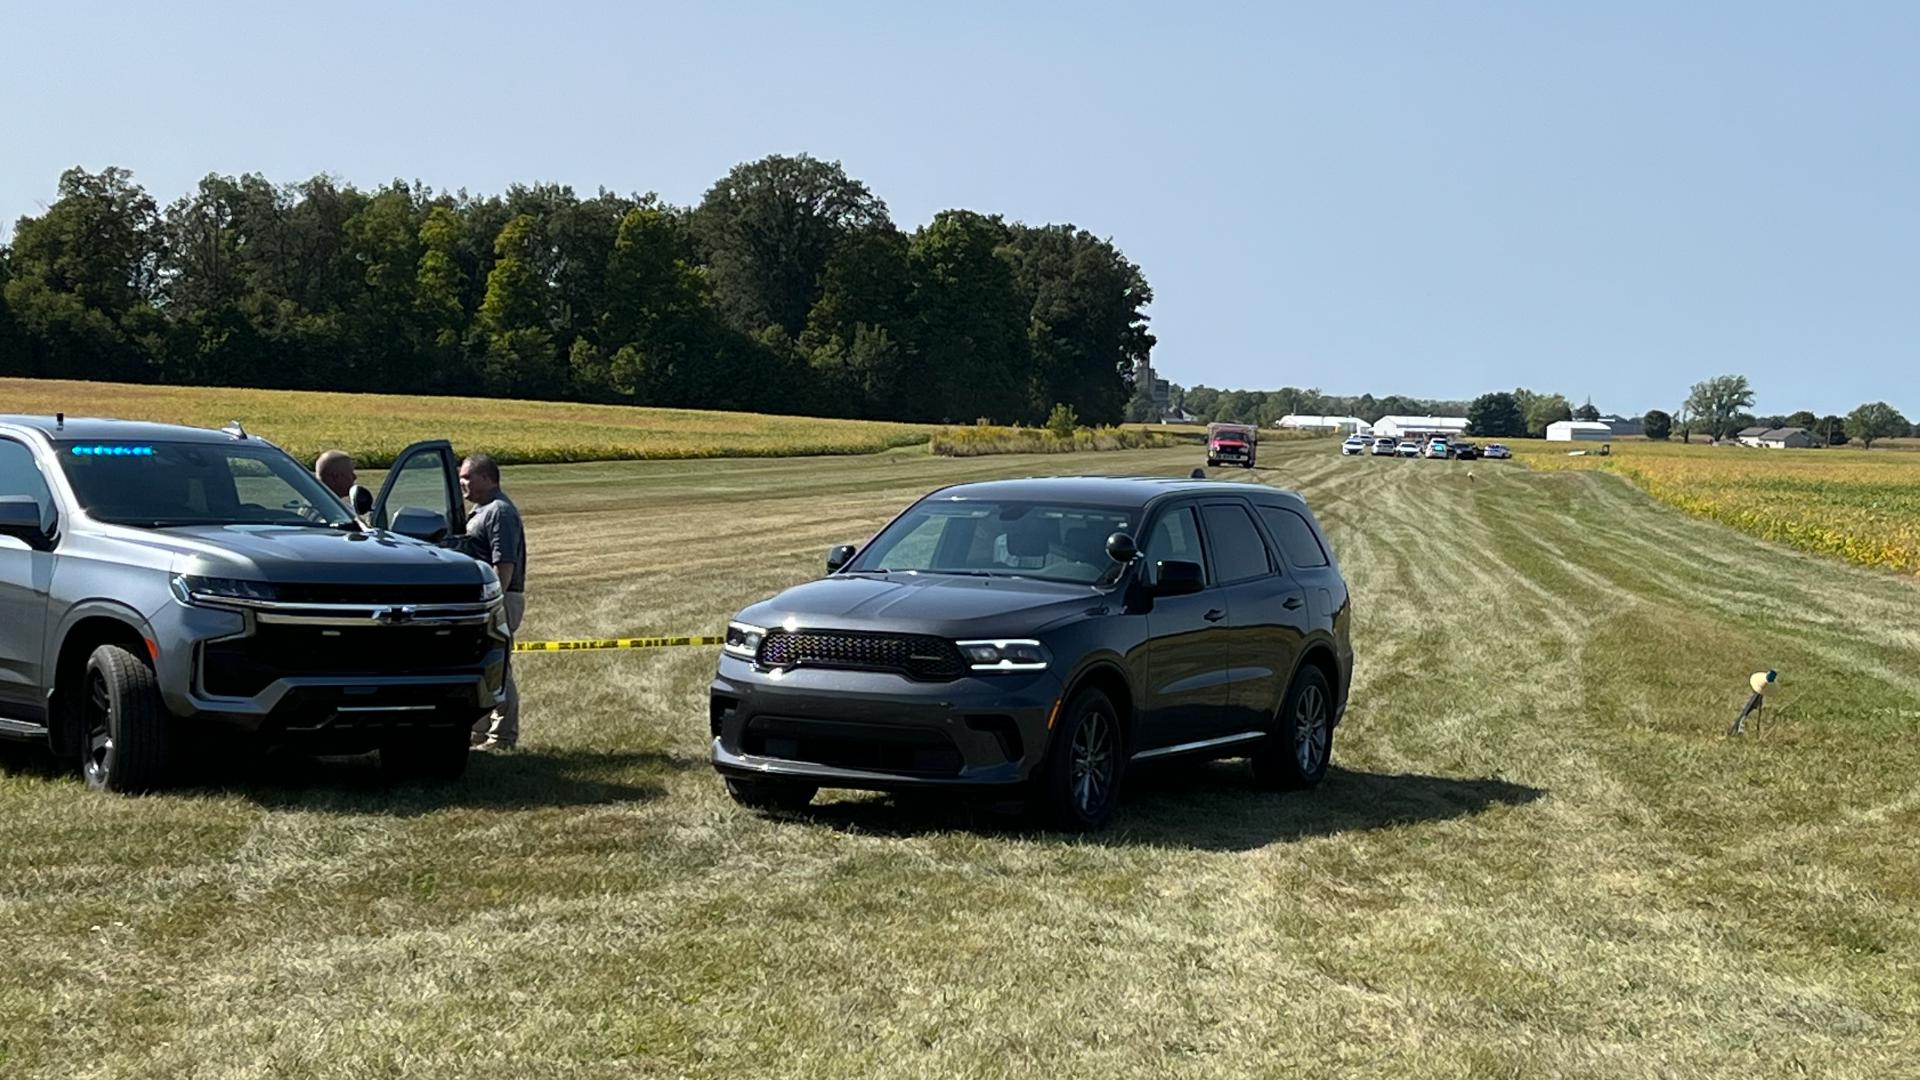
[{"xmin": 494, "ymin": 562, "xmax": 517, "ymax": 591}]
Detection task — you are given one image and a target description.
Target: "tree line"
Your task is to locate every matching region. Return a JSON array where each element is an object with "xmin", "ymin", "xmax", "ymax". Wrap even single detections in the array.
[{"xmin": 0, "ymin": 157, "xmax": 1155, "ymax": 426}]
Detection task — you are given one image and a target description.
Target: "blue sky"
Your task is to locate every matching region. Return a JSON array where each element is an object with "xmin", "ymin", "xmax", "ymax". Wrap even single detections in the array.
[{"xmin": 3, "ymin": 1, "xmax": 1914, "ymax": 416}]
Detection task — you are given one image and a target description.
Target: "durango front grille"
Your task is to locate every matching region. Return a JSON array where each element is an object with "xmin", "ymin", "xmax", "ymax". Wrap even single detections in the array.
[
  {"xmin": 756, "ymin": 629, "xmax": 967, "ymax": 681},
  {"xmin": 202, "ymin": 625, "xmax": 497, "ymax": 697}
]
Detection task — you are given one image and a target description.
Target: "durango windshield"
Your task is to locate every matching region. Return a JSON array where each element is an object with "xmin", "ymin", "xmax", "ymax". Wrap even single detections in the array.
[
  {"xmin": 848, "ymin": 500, "xmax": 1133, "ymax": 585},
  {"xmin": 56, "ymin": 441, "xmax": 357, "ymax": 529}
]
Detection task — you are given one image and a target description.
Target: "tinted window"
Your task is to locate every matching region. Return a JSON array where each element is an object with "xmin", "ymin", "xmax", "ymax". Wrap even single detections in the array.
[
  {"xmin": 0, "ymin": 438, "xmax": 56, "ymax": 530},
  {"xmin": 1260, "ymin": 506, "xmax": 1330, "ymax": 568},
  {"xmin": 854, "ymin": 500, "xmax": 1133, "ymax": 584},
  {"xmin": 1142, "ymin": 504, "xmax": 1205, "ymax": 583},
  {"xmin": 1201, "ymin": 503, "xmax": 1272, "ymax": 583},
  {"xmin": 56, "ymin": 441, "xmax": 355, "ymax": 528}
]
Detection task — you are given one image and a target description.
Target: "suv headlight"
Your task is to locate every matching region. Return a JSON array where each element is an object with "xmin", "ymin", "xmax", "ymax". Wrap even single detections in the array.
[
  {"xmin": 956, "ymin": 639, "xmax": 1051, "ymax": 673},
  {"xmin": 724, "ymin": 621, "xmax": 767, "ymax": 660},
  {"xmin": 170, "ymin": 574, "xmax": 280, "ymax": 606},
  {"xmin": 480, "ymin": 571, "xmax": 504, "ymax": 603}
]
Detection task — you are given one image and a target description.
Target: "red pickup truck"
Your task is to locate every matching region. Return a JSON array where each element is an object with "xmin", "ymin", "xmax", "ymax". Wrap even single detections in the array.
[{"xmin": 1206, "ymin": 422, "xmax": 1258, "ymax": 468}]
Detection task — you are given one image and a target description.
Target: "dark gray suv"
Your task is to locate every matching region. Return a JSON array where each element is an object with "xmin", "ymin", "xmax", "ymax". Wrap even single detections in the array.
[
  {"xmin": 0, "ymin": 416, "xmax": 508, "ymax": 791},
  {"xmin": 710, "ymin": 476, "xmax": 1353, "ymax": 829}
]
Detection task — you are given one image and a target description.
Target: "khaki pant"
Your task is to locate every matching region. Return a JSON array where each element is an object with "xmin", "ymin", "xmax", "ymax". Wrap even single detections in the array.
[{"xmin": 476, "ymin": 592, "xmax": 526, "ymax": 746}]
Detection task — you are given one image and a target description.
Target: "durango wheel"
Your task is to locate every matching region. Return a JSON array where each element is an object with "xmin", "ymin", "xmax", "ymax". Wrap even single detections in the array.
[
  {"xmin": 1038, "ymin": 686, "xmax": 1124, "ymax": 831},
  {"xmin": 1253, "ymin": 665, "xmax": 1334, "ymax": 791}
]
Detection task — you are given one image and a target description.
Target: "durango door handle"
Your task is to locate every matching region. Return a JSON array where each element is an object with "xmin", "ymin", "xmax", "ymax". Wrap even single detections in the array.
[
  {"xmin": 1283, "ymin": 596, "xmax": 1304, "ymax": 610},
  {"xmin": 1204, "ymin": 609, "xmax": 1226, "ymax": 622}
]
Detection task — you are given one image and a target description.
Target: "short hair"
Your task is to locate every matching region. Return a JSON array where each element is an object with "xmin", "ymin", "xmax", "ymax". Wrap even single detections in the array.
[
  {"xmin": 462, "ymin": 453, "xmax": 501, "ymax": 483},
  {"xmin": 315, "ymin": 449, "xmax": 354, "ymax": 478}
]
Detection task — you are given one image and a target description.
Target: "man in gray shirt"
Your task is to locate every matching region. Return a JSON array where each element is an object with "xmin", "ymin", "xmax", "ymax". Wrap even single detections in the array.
[{"xmin": 459, "ymin": 453, "xmax": 527, "ymax": 751}]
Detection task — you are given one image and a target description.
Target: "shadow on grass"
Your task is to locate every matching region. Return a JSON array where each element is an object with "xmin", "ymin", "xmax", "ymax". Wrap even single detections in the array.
[
  {"xmin": 194, "ymin": 747, "xmax": 699, "ymax": 815},
  {"xmin": 790, "ymin": 762, "xmax": 1547, "ymax": 852}
]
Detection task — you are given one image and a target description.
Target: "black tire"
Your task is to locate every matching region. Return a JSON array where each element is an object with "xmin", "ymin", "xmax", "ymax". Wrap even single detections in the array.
[
  {"xmin": 80, "ymin": 644, "xmax": 173, "ymax": 793},
  {"xmin": 725, "ymin": 777, "xmax": 817, "ymax": 812},
  {"xmin": 380, "ymin": 726, "xmax": 470, "ymax": 782},
  {"xmin": 1253, "ymin": 665, "xmax": 1335, "ymax": 790},
  {"xmin": 1035, "ymin": 687, "xmax": 1125, "ymax": 831}
]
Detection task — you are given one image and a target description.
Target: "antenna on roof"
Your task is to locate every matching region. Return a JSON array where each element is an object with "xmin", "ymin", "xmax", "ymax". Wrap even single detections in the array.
[
  {"xmin": 222, "ymin": 420, "xmax": 248, "ymax": 440},
  {"xmin": 56, "ymin": 412, "xmax": 64, "ymax": 431}
]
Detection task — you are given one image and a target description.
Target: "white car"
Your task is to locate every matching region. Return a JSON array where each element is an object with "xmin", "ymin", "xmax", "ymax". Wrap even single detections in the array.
[
  {"xmin": 1424, "ymin": 440, "xmax": 1451, "ymax": 459},
  {"xmin": 1371, "ymin": 438, "xmax": 1397, "ymax": 456},
  {"xmin": 1341, "ymin": 435, "xmax": 1369, "ymax": 455},
  {"xmin": 1396, "ymin": 441, "xmax": 1422, "ymax": 458},
  {"xmin": 1483, "ymin": 444, "xmax": 1513, "ymax": 460}
]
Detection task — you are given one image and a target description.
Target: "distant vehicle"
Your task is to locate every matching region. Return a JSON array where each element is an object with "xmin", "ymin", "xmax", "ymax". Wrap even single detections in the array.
[
  {"xmin": 1452, "ymin": 442, "xmax": 1479, "ymax": 461},
  {"xmin": 1340, "ymin": 435, "xmax": 1368, "ymax": 456},
  {"xmin": 1371, "ymin": 438, "xmax": 1397, "ymax": 457},
  {"xmin": 1423, "ymin": 439, "xmax": 1450, "ymax": 459},
  {"xmin": 1482, "ymin": 444, "xmax": 1513, "ymax": 460},
  {"xmin": 1396, "ymin": 441, "xmax": 1421, "ymax": 458},
  {"xmin": 1206, "ymin": 423, "xmax": 1258, "ymax": 469}
]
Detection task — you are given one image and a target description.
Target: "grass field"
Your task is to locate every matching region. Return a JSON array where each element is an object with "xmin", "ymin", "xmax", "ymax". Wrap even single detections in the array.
[
  {"xmin": 0, "ymin": 377, "xmax": 933, "ymax": 466},
  {"xmin": 1502, "ymin": 438, "xmax": 1920, "ymax": 574},
  {"xmin": 3, "ymin": 441, "xmax": 1918, "ymax": 1077}
]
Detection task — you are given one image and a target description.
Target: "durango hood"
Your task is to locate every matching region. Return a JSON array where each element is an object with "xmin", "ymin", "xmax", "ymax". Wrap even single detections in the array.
[{"xmin": 737, "ymin": 572, "xmax": 1107, "ymax": 639}]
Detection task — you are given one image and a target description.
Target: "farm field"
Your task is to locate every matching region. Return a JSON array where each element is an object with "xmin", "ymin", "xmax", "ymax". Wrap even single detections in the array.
[
  {"xmin": 2, "ymin": 440, "xmax": 1918, "ymax": 1078},
  {"xmin": 0, "ymin": 377, "xmax": 933, "ymax": 466},
  {"xmin": 1502, "ymin": 438, "xmax": 1920, "ymax": 574}
]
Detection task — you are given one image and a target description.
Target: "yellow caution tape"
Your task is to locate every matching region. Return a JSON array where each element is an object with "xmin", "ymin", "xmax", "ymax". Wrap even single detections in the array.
[{"xmin": 514, "ymin": 634, "xmax": 725, "ymax": 654}]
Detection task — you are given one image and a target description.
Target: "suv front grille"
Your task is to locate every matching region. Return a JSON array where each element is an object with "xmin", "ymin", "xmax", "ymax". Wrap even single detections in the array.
[
  {"xmin": 756, "ymin": 629, "xmax": 966, "ymax": 681},
  {"xmin": 202, "ymin": 625, "xmax": 497, "ymax": 698},
  {"xmin": 270, "ymin": 582, "xmax": 487, "ymax": 605}
]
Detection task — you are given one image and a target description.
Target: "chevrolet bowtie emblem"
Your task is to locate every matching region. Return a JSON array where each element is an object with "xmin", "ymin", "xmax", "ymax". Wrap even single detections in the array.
[{"xmin": 372, "ymin": 606, "xmax": 419, "ymax": 625}]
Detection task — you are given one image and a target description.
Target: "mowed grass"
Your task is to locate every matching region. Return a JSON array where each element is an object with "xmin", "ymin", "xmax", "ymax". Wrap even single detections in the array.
[
  {"xmin": 1504, "ymin": 436, "xmax": 1920, "ymax": 574},
  {"xmin": 0, "ymin": 377, "xmax": 932, "ymax": 466},
  {"xmin": 3, "ymin": 443, "xmax": 1919, "ymax": 1077}
]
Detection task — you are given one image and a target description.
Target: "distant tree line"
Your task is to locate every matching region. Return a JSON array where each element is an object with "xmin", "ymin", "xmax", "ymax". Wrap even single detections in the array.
[
  {"xmin": 1145, "ymin": 385, "xmax": 1472, "ymax": 427},
  {"xmin": 0, "ymin": 158, "xmax": 1156, "ymax": 426}
]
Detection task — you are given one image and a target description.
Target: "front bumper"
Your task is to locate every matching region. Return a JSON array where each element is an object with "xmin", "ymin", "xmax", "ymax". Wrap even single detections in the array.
[{"xmin": 709, "ymin": 654, "xmax": 1065, "ymax": 791}]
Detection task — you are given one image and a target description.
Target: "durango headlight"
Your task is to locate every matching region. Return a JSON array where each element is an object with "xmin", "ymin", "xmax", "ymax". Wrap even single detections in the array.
[
  {"xmin": 170, "ymin": 574, "xmax": 280, "ymax": 606},
  {"xmin": 956, "ymin": 639, "xmax": 1051, "ymax": 673},
  {"xmin": 724, "ymin": 621, "xmax": 767, "ymax": 660}
]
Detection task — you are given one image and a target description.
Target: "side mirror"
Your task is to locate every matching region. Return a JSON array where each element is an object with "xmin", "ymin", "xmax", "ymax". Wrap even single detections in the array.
[
  {"xmin": 826, "ymin": 544, "xmax": 858, "ymax": 572},
  {"xmin": 350, "ymin": 484, "xmax": 375, "ymax": 517},
  {"xmin": 1105, "ymin": 532, "xmax": 1138, "ymax": 564},
  {"xmin": 0, "ymin": 497, "xmax": 50, "ymax": 550},
  {"xmin": 389, "ymin": 506, "xmax": 450, "ymax": 543},
  {"xmin": 1152, "ymin": 559, "xmax": 1205, "ymax": 597}
]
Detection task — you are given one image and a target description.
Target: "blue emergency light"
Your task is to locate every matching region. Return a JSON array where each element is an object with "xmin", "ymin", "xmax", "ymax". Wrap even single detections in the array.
[{"xmin": 71, "ymin": 445, "xmax": 157, "ymax": 457}]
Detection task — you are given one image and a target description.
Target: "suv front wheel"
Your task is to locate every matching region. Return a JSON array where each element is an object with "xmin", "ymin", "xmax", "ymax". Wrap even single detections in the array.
[
  {"xmin": 1036, "ymin": 686, "xmax": 1125, "ymax": 831},
  {"xmin": 80, "ymin": 644, "xmax": 173, "ymax": 793}
]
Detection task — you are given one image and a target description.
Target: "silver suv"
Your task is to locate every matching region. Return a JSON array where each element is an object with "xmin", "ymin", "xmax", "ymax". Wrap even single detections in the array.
[{"xmin": 0, "ymin": 416, "xmax": 508, "ymax": 791}]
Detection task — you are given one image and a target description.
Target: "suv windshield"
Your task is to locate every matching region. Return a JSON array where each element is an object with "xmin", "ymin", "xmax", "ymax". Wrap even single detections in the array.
[
  {"xmin": 849, "ymin": 500, "xmax": 1133, "ymax": 584},
  {"xmin": 56, "ymin": 440, "xmax": 357, "ymax": 528}
]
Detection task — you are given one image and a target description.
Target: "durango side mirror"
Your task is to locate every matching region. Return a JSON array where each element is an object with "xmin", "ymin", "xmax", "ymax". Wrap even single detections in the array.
[
  {"xmin": 1152, "ymin": 559, "xmax": 1205, "ymax": 597},
  {"xmin": 826, "ymin": 544, "xmax": 858, "ymax": 572},
  {"xmin": 1105, "ymin": 532, "xmax": 1138, "ymax": 563},
  {"xmin": 0, "ymin": 496, "xmax": 51, "ymax": 550},
  {"xmin": 389, "ymin": 506, "xmax": 450, "ymax": 544}
]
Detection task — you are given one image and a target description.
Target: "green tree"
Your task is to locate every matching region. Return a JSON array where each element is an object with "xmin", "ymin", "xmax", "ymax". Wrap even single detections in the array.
[
  {"xmin": 801, "ymin": 227, "xmax": 911, "ymax": 418},
  {"xmin": 1847, "ymin": 401, "xmax": 1908, "ymax": 449},
  {"xmin": 4, "ymin": 166, "xmax": 166, "ymax": 381},
  {"xmin": 476, "ymin": 214, "xmax": 560, "ymax": 395},
  {"xmin": 0, "ymin": 251, "xmax": 26, "ymax": 375},
  {"xmin": 1124, "ymin": 381, "xmax": 1158, "ymax": 422},
  {"xmin": 1573, "ymin": 399, "xmax": 1601, "ymax": 422},
  {"xmin": 1818, "ymin": 415, "xmax": 1849, "ymax": 446},
  {"xmin": 694, "ymin": 154, "xmax": 890, "ymax": 338},
  {"xmin": 1001, "ymin": 224, "xmax": 1155, "ymax": 426},
  {"xmin": 905, "ymin": 210, "xmax": 1027, "ymax": 423},
  {"xmin": 1784, "ymin": 410, "xmax": 1818, "ymax": 430},
  {"xmin": 1526, "ymin": 393, "xmax": 1573, "ymax": 437},
  {"xmin": 1046, "ymin": 403, "xmax": 1080, "ymax": 437},
  {"xmin": 1683, "ymin": 375, "xmax": 1756, "ymax": 440},
  {"xmin": 1467, "ymin": 392, "xmax": 1526, "ymax": 437},
  {"xmin": 1641, "ymin": 409, "xmax": 1673, "ymax": 441},
  {"xmin": 591, "ymin": 206, "xmax": 721, "ymax": 405}
]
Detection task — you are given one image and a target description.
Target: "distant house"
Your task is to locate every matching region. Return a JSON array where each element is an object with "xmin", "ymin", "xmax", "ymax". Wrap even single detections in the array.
[
  {"xmin": 1373, "ymin": 415, "xmax": 1469, "ymax": 440},
  {"xmin": 1599, "ymin": 413, "xmax": 1644, "ymax": 437},
  {"xmin": 1160, "ymin": 408, "xmax": 1200, "ymax": 424},
  {"xmin": 1736, "ymin": 426, "xmax": 1772, "ymax": 448},
  {"xmin": 1546, "ymin": 420, "xmax": 1613, "ymax": 442},
  {"xmin": 1756, "ymin": 427, "xmax": 1815, "ymax": 450},
  {"xmin": 1275, "ymin": 414, "xmax": 1373, "ymax": 436}
]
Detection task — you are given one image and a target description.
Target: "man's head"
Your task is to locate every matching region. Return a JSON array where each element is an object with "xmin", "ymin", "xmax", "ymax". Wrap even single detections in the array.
[
  {"xmin": 460, "ymin": 453, "xmax": 502, "ymax": 504},
  {"xmin": 315, "ymin": 450, "xmax": 357, "ymax": 499}
]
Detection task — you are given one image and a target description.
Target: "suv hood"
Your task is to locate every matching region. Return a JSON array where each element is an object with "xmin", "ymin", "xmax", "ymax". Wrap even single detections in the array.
[
  {"xmin": 115, "ymin": 524, "xmax": 484, "ymax": 585},
  {"xmin": 736, "ymin": 572, "xmax": 1109, "ymax": 639}
]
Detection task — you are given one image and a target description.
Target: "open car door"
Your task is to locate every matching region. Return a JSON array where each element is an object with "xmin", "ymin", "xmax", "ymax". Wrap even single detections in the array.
[{"xmin": 371, "ymin": 440, "xmax": 465, "ymax": 542}]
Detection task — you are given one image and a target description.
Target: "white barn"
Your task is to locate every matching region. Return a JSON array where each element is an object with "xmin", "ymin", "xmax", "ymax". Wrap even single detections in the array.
[
  {"xmin": 1372, "ymin": 415, "xmax": 1469, "ymax": 440},
  {"xmin": 1546, "ymin": 420, "xmax": 1613, "ymax": 442},
  {"xmin": 1275, "ymin": 414, "xmax": 1372, "ymax": 436}
]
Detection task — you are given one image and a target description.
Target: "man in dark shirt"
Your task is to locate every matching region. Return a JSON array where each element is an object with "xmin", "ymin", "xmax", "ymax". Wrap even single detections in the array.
[{"xmin": 459, "ymin": 453, "xmax": 527, "ymax": 751}]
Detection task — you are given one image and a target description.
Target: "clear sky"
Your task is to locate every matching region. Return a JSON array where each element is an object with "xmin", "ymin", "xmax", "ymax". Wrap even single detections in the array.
[{"xmin": 3, "ymin": 1, "xmax": 1914, "ymax": 416}]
